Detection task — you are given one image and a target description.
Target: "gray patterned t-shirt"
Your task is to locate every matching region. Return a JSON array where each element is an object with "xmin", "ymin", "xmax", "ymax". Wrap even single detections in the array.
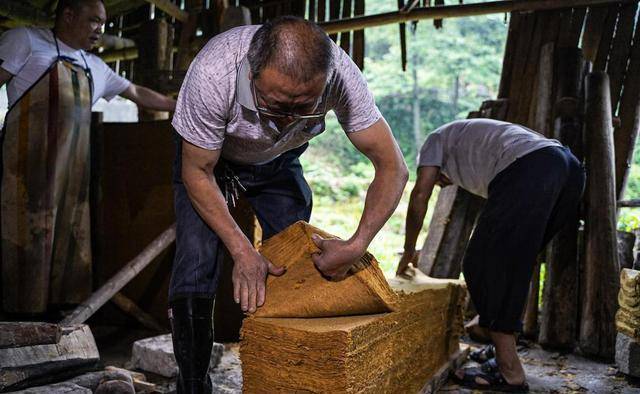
[
  {"xmin": 418, "ymin": 119, "xmax": 562, "ymax": 198},
  {"xmin": 172, "ymin": 25, "xmax": 382, "ymax": 165}
]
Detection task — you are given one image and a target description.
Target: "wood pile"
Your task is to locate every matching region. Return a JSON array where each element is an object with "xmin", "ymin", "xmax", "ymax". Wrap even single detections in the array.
[{"xmin": 241, "ymin": 222, "xmax": 467, "ymax": 393}]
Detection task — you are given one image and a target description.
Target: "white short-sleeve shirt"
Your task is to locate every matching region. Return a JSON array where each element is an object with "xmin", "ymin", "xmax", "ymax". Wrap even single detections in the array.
[
  {"xmin": 0, "ymin": 27, "xmax": 131, "ymax": 108},
  {"xmin": 172, "ymin": 25, "xmax": 382, "ymax": 165},
  {"xmin": 418, "ymin": 119, "xmax": 562, "ymax": 198}
]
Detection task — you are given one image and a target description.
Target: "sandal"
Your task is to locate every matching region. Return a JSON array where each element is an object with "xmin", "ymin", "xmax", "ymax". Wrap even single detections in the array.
[
  {"xmin": 481, "ymin": 357, "xmax": 499, "ymax": 373},
  {"xmin": 469, "ymin": 344, "xmax": 495, "ymax": 363},
  {"xmin": 451, "ymin": 367, "xmax": 530, "ymax": 393}
]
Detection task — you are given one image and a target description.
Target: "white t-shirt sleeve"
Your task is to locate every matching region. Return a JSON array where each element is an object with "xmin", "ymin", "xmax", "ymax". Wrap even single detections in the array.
[
  {"xmin": 417, "ymin": 133, "xmax": 444, "ymax": 168},
  {"xmin": 94, "ymin": 58, "xmax": 130, "ymax": 101},
  {"xmin": 330, "ymin": 45, "xmax": 382, "ymax": 133},
  {"xmin": 171, "ymin": 52, "xmax": 228, "ymax": 150},
  {"xmin": 0, "ymin": 28, "xmax": 32, "ymax": 76}
]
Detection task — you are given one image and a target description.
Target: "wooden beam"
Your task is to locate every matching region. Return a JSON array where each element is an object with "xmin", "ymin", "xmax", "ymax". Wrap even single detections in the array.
[
  {"xmin": 143, "ymin": 0, "xmax": 189, "ymax": 22},
  {"xmin": 60, "ymin": 225, "xmax": 176, "ymax": 325},
  {"xmin": 318, "ymin": 0, "xmax": 635, "ymax": 34},
  {"xmin": 0, "ymin": 0, "xmax": 51, "ymax": 26},
  {"xmin": 619, "ymin": 199, "xmax": 640, "ymax": 207}
]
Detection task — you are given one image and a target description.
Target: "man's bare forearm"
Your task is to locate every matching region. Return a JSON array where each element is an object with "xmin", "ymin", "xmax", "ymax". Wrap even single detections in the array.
[
  {"xmin": 350, "ymin": 164, "xmax": 408, "ymax": 252},
  {"xmin": 183, "ymin": 168, "xmax": 254, "ymax": 259},
  {"xmin": 403, "ymin": 187, "xmax": 431, "ymax": 253}
]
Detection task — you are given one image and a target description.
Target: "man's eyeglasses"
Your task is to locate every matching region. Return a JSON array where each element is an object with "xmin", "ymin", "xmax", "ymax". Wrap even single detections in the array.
[{"xmin": 251, "ymin": 80, "xmax": 327, "ymax": 120}]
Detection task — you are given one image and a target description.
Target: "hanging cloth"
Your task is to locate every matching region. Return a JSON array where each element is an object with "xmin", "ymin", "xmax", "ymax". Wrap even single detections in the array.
[{"xmin": 1, "ymin": 32, "xmax": 93, "ymax": 313}]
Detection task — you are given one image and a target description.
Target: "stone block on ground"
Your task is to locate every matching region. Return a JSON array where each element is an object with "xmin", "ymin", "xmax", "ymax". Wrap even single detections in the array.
[
  {"xmin": 616, "ymin": 332, "xmax": 640, "ymax": 377},
  {"xmin": 130, "ymin": 334, "xmax": 223, "ymax": 377}
]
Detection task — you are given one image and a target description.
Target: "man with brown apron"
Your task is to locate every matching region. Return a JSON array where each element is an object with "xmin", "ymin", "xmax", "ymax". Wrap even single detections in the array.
[{"xmin": 0, "ymin": 0, "xmax": 176, "ymax": 314}]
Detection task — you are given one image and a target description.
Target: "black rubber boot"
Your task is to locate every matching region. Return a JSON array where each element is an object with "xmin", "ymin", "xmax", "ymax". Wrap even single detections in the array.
[{"xmin": 169, "ymin": 297, "xmax": 215, "ymax": 394}]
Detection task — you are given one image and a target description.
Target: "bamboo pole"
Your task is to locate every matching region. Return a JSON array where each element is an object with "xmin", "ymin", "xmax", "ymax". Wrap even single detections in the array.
[
  {"xmin": 111, "ymin": 292, "xmax": 166, "ymax": 332},
  {"xmin": 143, "ymin": 0, "xmax": 189, "ymax": 22},
  {"xmin": 60, "ymin": 225, "xmax": 176, "ymax": 326},
  {"xmin": 318, "ymin": 0, "xmax": 634, "ymax": 34}
]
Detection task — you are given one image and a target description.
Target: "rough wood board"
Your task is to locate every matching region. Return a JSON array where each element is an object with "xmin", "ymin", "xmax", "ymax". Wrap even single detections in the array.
[
  {"xmin": 0, "ymin": 322, "xmax": 61, "ymax": 349},
  {"xmin": 255, "ymin": 221, "xmax": 398, "ymax": 318},
  {"xmin": 419, "ymin": 344, "xmax": 470, "ymax": 394},
  {"xmin": 0, "ymin": 325, "xmax": 99, "ymax": 391},
  {"xmin": 241, "ymin": 275, "xmax": 466, "ymax": 393}
]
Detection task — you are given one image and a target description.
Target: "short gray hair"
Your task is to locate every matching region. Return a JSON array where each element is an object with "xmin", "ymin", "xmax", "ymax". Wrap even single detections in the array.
[{"xmin": 247, "ymin": 16, "xmax": 334, "ymax": 83}]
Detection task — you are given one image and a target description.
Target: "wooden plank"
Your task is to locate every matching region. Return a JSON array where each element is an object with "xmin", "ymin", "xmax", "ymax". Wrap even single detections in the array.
[
  {"xmin": 566, "ymin": 7, "xmax": 588, "ymax": 47},
  {"xmin": 553, "ymin": 8, "xmax": 573, "ymax": 47},
  {"xmin": 505, "ymin": 12, "xmax": 536, "ymax": 119},
  {"xmin": 399, "ymin": 0, "xmax": 407, "ymax": 71},
  {"xmin": 0, "ymin": 325, "xmax": 99, "ymax": 392},
  {"xmin": 594, "ymin": 3, "xmax": 620, "ymax": 71},
  {"xmin": 318, "ymin": 0, "xmax": 326, "ymax": 22},
  {"xmin": 417, "ymin": 186, "xmax": 484, "ymax": 279},
  {"xmin": 580, "ymin": 71, "xmax": 619, "ymax": 360},
  {"xmin": 0, "ymin": 322, "xmax": 61, "ymax": 349},
  {"xmin": 540, "ymin": 46, "xmax": 585, "ymax": 349},
  {"xmin": 614, "ymin": 10, "xmax": 640, "ymax": 198},
  {"xmin": 329, "ymin": 0, "xmax": 341, "ymax": 42},
  {"xmin": 353, "ymin": 0, "xmax": 365, "ymax": 69},
  {"xmin": 523, "ymin": 263, "xmax": 541, "ymax": 339},
  {"xmin": 143, "ymin": 0, "xmax": 189, "ymax": 22},
  {"xmin": 607, "ymin": 2, "xmax": 638, "ymax": 112},
  {"xmin": 498, "ymin": 12, "xmax": 521, "ymax": 98},
  {"xmin": 507, "ymin": 12, "xmax": 541, "ymax": 123},
  {"xmin": 290, "ymin": 0, "xmax": 306, "ymax": 17},
  {"xmin": 318, "ymin": 0, "xmax": 637, "ymax": 35},
  {"xmin": 582, "ymin": 5, "xmax": 612, "ymax": 64},
  {"xmin": 308, "ymin": 0, "xmax": 316, "ymax": 21},
  {"xmin": 111, "ymin": 292, "xmax": 166, "ymax": 332},
  {"xmin": 60, "ymin": 225, "xmax": 176, "ymax": 326},
  {"xmin": 341, "ymin": 0, "xmax": 353, "ymax": 55}
]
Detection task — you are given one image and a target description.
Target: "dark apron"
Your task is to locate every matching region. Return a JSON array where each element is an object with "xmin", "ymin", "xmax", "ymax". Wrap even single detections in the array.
[{"xmin": 1, "ymin": 36, "xmax": 93, "ymax": 313}]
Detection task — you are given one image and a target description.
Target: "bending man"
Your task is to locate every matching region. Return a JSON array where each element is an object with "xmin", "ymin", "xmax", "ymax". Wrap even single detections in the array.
[
  {"xmin": 170, "ymin": 16, "xmax": 407, "ymax": 393},
  {"xmin": 397, "ymin": 118, "xmax": 584, "ymax": 392}
]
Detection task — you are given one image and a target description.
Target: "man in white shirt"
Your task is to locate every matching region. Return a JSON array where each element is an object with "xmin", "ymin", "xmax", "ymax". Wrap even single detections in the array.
[
  {"xmin": 0, "ymin": 0, "xmax": 175, "ymax": 111},
  {"xmin": 397, "ymin": 119, "xmax": 584, "ymax": 392},
  {"xmin": 0, "ymin": 0, "xmax": 176, "ymax": 315}
]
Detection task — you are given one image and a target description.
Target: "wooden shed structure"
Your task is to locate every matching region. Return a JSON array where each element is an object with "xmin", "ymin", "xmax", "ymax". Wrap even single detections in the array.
[{"xmin": 1, "ymin": 0, "xmax": 640, "ymax": 390}]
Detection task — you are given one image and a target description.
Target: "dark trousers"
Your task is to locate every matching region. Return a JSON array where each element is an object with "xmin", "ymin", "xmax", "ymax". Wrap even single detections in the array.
[
  {"xmin": 463, "ymin": 146, "xmax": 585, "ymax": 333},
  {"xmin": 169, "ymin": 138, "xmax": 312, "ymax": 302}
]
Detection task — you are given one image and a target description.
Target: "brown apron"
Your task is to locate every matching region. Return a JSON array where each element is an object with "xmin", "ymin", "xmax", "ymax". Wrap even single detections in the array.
[{"xmin": 1, "ymin": 50, "xmax": 93, "ymax": 313}]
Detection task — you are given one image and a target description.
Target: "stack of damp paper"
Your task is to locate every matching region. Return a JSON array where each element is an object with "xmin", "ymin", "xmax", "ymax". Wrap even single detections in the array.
[
  {"xmin": 241, "ymin": 221, "xmax": 467, "ymax": 393},
  {"xmin": 617, "ymin": 268, "xmax": 640, "ymax": 339}
]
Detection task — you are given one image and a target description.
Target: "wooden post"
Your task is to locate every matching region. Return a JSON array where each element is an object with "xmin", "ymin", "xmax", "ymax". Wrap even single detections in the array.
[
  {"xmin": 523, "ymin": 42, "xmax": 555, "ymax": 340},
  {"xmin": 135, "ymin": 18, "xmax": 172, "ymax": 121},
  {"xmin": 579, "ymin": 71, "xmax": 619, "ymax": 359},
  {"xmin": 539, "ymin": 47, "xmax": 585, "ymax": 349},
  {"xmin": 523, "ymin": 262, "xmax": 541, "ymax": 339},
  {"xmin": 614, "ymin": 13, "xmax": 640, "ymax": 199},
  {"xmin": 417, "ymin": 187, "xmax": 484, "ymax": 279}
]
